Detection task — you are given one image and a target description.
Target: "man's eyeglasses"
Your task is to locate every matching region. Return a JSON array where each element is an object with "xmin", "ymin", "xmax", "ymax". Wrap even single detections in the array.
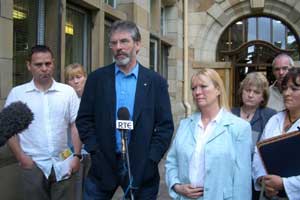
[{"xmin": 109, "ymin": 39, "xmax": 130, "ymax": 48}]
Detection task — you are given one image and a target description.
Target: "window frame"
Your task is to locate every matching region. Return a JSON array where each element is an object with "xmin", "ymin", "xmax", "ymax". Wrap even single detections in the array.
[{"xmin": 65, "ymin": 4, "xmax": 91, "ymax": 72}]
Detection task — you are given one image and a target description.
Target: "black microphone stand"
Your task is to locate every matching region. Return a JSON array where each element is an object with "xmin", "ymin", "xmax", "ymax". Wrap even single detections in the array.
[{"xmin": 121, "ymin": 130, "xmax": 135, "ymax": 200}]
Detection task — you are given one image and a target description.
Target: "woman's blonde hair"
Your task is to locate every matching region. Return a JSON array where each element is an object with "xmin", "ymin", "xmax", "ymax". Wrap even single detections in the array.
[
  {"xmin": 191, "ymin": 68, "xmax": 229, "ymax": 110},
  {"xmin": 238, "ymin": 72, "xmax": 269, "ymax": 107},
  {"xmin": 64, "ymin": 63, "xmax": 86, "ymax": 83}
]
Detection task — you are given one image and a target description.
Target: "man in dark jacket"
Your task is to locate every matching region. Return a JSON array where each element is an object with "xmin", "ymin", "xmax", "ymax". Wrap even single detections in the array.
[{"xmin": 76, "ymin": 20, "xmax": 174, "ymax": 199}]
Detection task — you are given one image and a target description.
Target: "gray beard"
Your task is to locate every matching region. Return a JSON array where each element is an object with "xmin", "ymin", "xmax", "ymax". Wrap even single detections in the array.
[{"xmin": 115, "ymin": 57, "xmax": 130, "ymax": 66}]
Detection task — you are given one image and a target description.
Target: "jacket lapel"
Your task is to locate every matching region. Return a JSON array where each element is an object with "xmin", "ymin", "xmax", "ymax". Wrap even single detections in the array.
[
  {"xmin": 105, "ymin": 65, "xmax": 116, "ymax": 124},
  {"xmin": 206, "ymin": 110, "xmax": 233, "ymax": 143},
  {"xmin": 133, "ymin": 65, "xmax": 151, "ymax": 125},
  {"xmin": 189, "ymin": 113, "xmax": 200, "ymax": 142}
]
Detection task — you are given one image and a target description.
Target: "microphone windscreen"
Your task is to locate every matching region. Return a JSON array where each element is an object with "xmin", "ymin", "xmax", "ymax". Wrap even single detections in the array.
[
  {"xmin": 0, "ymin": 101, "xmax": 34, "ymax": 140},
  {"xmin": 117, "ymin": 107, "xmax": 130, "ymax": 120}
]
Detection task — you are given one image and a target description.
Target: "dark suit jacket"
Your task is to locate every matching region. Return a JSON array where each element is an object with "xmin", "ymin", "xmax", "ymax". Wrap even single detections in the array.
[{"xmin": 76, "ymin": 63, "xmax": 174, "ymax": 190}]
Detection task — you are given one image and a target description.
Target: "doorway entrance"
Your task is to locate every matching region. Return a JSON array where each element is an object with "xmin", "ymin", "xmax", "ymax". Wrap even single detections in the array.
[
  {"xmin": 221, "ymin": 40, "xmax": 294, "ymax": 105},
  {"xmin": 217, "ymin": 16, "xmax": 300, "ymax": 106}
]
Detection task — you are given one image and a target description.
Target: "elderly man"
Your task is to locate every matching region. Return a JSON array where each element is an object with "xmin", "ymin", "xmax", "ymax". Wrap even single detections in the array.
[{"xmin": 267, "ymin": 54, "xmax": 294, "ymax": 111}]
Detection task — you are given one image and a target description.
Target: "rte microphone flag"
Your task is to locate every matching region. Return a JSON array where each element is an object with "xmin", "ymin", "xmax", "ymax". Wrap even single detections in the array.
[
  {"xmin": 116, "ymin": 107, "xmax": 134, "ymax": 130},
  {"xmin": 116, "ymin": 120, "xmax": 133, "ymax": 130}
]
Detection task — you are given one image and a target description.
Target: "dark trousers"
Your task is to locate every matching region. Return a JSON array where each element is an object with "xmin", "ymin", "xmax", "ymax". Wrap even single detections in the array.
[
  {"xmin": 83, "ymin": 158, "xmax": 159, "ymax": 200},
  {"xmin": 21, "ymin": 164, "xmax": 75, "ymax": 200},
  {"xmin": 74, "ymin": 154, "xmax": 91, "ymax": 200}
]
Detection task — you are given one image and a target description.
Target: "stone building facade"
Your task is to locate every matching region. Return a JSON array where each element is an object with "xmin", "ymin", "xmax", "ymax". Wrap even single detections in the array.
[{"xmin": 0, "ymin": 0, "xmax": 300, "ymax": 199}]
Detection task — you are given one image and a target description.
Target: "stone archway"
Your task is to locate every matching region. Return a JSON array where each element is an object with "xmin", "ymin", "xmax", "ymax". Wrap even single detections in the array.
[{"xmin": 189, "ymin": 0, "xmax": 300, "ymax": 63}]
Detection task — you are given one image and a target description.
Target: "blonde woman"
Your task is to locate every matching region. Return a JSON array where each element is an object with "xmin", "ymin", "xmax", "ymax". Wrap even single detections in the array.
[
  {"xmin": 65, "ymin": 63, "xmax": 87, "ymax": 98},
  {"xmin": 166, "ymin": 68, "xmax": 252, "ymax": 200},
  {"xmin": 65, "ymin": 63, "xmax": 90, "ymax": 200}
]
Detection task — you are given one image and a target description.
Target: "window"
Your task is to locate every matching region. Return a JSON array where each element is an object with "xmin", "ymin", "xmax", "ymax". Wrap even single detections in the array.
[
  {"xmin": 217, "ymin": 16, "xmax": 300, "ymax": 106},
  {"xmin": 65, "ymin": 5, "xmax": 91, "ymax": 72},
  {"xmin": 217, "ymin": 16, "xmax": 300, "ymax": 61},
  {"xmin": 150, "ymin": 37, "xmax": 169, "ymax": 79},
  {"xmin": 246, "ymin": 17, "xmax": 256, "ymax": 41},
  {"xmin": 231, "ymin": 21, "xmax": 244, "ymax": 49},
  {"xmin": 13, "ymin": 0, "xmax": 38, "ymax": 86},
  {"xmin": 160, "ymin": 43, "xmax": 169, "ymax": 79},
  {"xmin": 273, "ymin": 20, "xmax": 285, "ymax": 49},
  {"xmin": 105, "ymin": 0, "xmax": 116, "ymax": 8},
  {"xmin": 258, "ymin": 17, "xmax": 271, "ymax": 42},
  {"xmin": 150, "ymin": 39, "xmax": 158, "ymax": 71}
]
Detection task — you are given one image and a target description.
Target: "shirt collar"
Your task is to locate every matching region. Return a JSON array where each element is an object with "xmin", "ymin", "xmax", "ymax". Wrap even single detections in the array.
[
  {"xmin": 198, "ymin": 108, "xmax": 224, "ymax": 126},
  {"xmin": 26, "ymin": 79, "xmax": 60, "ymax": 92},
  {"xmin": 115, "ymin": 63, "xmax": 139, "ymax": 79}
]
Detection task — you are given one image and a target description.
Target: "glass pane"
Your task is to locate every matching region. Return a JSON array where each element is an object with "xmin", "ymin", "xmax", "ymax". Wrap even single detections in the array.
[
  {"xmin": 246, "ymin": 17, "xmax": 256, "ymax": 41},
  {"xmin": 65, "ymin": 7, "xmax": 84, "ymax": 67},
  {"xmin": 231, "ymin": 21, "xmax": 244, "ymax": 49},
  {"xmin": 258, "ymin": 17, "xmax": 271, "ymax": 42},
  {"xmin": 287, "ymin": 29, "xmax": 299, "ymax": 60},
  {"xmin": 105, "ymin": 0, "xmax": 115, "ymax": 7},
  {"xmin": 217, "ymin": 29, "xmax": 229, "ymax": 51},
  {"xmin": 273, "ymin": 20, "xmax": 285, "ymax": 49},
  {"xmin": 247, "ymin": 45, "xmax": 255, "ymax": 64},
  {"xmin": 104, "ymin": 21, "xmax": 114, "ymax": 65},
  {"xmin": 160, "ymin": 44, "xmax": 168, "ymax": 79},
  {"xmin": 150, "ymin": 40, "xmax": 157, "ymax": 71},
  {"xmin": 13, "ymin": 0, "xmax": 38, "ymax": 86}
]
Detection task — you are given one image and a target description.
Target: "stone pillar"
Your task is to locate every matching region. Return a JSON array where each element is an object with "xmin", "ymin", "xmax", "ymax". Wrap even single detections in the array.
[{"xmin": 0, "ymin": 0, "xmax": 13, "ymax": 107}]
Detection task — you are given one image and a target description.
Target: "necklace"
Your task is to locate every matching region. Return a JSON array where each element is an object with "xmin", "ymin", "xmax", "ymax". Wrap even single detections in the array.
[
  {"xmin": 284, "ymin": 111, "xmax": 300, "ymax": 132},
  {"xmin": 241, "ymin": 107, "xmax": 256, "ymax": 121}
]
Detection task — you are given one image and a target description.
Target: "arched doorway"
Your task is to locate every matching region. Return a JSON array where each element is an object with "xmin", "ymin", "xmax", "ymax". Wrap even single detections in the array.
[
  {"xmin": 217, "ymin": 16, "xmax": 300, "ymax": 106},
  {"xmin": 220, "ymin": 40, "xmax": 294, "ymax": 105}
]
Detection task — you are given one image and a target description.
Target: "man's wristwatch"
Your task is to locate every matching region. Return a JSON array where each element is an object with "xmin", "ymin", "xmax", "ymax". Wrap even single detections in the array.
[{"xmin": 73, "ymin": 153, "xmax": 83, "ymax": 160}]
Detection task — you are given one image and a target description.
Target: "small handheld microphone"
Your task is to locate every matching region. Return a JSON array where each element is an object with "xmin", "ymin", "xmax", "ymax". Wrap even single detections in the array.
[
  {"xmin": 116, "ymin": 107, "xmax": 133, "ymax": 160},
  {"xmin": 0, "ymin": 101, "xmax": 34, "ymax": 146}
]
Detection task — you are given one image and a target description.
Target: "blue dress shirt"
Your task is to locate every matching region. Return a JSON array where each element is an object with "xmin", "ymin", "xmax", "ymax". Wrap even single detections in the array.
[{"xmin": 115, "ymin": 63, "xmax": 139, "ymax": 152}]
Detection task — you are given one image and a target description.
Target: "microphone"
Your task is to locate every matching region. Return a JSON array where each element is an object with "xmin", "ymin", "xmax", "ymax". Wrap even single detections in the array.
[
  {"xmin": 116, "ymin": 107, "xmax": 133, "ymax": 159},
  {"xmin": 116, "ymin": 107, "xmax": 135, "ymax": 200},
  {"xmin": 0, "ymin": 101, "xmax": 34, "ymax": 146}
]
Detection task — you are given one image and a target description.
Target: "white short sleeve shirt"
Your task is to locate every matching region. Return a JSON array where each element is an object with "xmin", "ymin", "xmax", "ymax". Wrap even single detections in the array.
[{"xmin": 5, "ymin": 80, "xmax": 79, "ymax": 178}]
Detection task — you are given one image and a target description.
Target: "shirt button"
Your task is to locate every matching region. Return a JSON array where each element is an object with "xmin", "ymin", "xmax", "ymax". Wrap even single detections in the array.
[{"xmin": 205, "ymin": 187, "xmax": 209, "ymax": 191}]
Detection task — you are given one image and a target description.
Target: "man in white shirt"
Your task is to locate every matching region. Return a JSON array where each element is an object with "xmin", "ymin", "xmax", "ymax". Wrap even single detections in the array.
[
  {"xmin": 267, "ymin": 54, "xmax": 294, "ymax": 111},
  {"xmin": 5, "ymin": 45, "xmax": 82, "ymax": 200}
]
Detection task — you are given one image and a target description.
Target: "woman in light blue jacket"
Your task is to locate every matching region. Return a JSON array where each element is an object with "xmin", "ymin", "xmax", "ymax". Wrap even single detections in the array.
[{"xmin": 165, "ymin": 68, "xmax": 252, "ymax": 200}]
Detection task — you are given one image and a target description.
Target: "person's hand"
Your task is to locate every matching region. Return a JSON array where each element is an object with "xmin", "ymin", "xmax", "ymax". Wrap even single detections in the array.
[
  {"xmin": 19, "ymin": 153, "xmax": 34, "ymax": 169},
  {"xmin": 173, "ymin": 184, "xmax": 203, "ymax": 199},
  {"xmin": 263, "ymin": 175, "xmax": 283, "ymax": 197},
  {"xmin": 69, "ymin": 156, "xmax": 80, "ymax": 175}
]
